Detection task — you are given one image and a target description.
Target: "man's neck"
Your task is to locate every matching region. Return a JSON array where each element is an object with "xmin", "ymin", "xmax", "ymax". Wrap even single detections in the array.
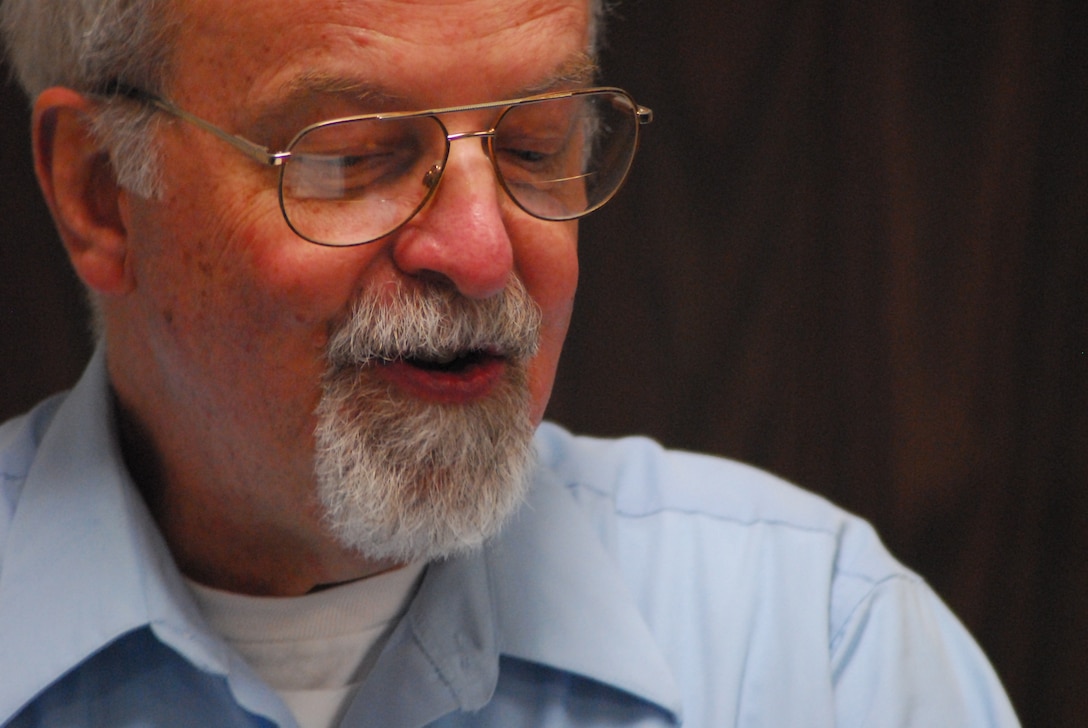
[{"xmin": 111, "ymin": 389, "xmax": 398, "ymax": 596}]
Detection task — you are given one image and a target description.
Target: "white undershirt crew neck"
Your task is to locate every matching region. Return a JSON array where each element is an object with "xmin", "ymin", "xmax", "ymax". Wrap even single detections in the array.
[{"xmin": 186, "ymin": 563, "xmax": 426, "ymax": 728}]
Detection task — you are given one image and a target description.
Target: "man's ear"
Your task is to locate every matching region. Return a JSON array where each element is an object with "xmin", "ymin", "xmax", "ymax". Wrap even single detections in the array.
[{"xmin": 32, "ymin": 87, "xmax": 133, "ymax": 295}]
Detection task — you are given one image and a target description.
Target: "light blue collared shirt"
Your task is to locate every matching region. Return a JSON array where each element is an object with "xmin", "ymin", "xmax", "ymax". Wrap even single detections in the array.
[{"xmin": 0, "ymin": 349, "xmax": 1019, "ymax": 726}]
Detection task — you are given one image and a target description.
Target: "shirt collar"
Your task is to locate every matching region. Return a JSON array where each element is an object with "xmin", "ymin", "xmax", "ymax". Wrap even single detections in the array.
[
  {"xmin": 0, "ymin": 348, "xmax": 235, "ymax": 721},
  {"xmin": 348, "ymin": 460, "xmax": 683, "ymax": 726},
  {"xmin": 488, "ymin": 466, "xmax": 682, "ymax": 716}
]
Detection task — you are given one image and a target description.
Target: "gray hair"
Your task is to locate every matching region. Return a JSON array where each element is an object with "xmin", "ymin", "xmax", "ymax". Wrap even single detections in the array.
[{"xmin": 0, "ymin": 0, "xmax": 178, "ymax": 197}]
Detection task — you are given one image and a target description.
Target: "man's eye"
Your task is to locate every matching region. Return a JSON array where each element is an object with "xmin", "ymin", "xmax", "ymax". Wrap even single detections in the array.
[
  {"xmin": 334, "ymin": 151, "xmax": 398, "ymax": 177},
  {"xmin": 288, "ymin": 148, "xmax": 415, "ymax": 199},
  {"xmin": 502, "ymin": 147, "xmax": 551, "ymax": 164},
  {"xmin": 497, "ymin": 136, "xmax": 568, "ymax": 168}
]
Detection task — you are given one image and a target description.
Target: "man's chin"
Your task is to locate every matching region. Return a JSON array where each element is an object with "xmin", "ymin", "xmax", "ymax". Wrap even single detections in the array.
[
  {"xmin": 320, "ymin": 453, "xmax": 534, "ymax": 565},
  {"xmin": 312, "ymin": 369, "xmax": 537, "ymax": 565}
]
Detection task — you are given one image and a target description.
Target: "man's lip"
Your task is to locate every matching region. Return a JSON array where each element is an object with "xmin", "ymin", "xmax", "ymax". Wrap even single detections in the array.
[{"xmin": 372, "ymin": 351, "xmax": 508, "ymax": 403}]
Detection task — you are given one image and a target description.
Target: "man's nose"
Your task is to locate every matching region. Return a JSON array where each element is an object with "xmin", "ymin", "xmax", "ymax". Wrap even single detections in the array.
[{"xmin": 390, "ymin": 140, "xmax": 514, "ymax": 299}]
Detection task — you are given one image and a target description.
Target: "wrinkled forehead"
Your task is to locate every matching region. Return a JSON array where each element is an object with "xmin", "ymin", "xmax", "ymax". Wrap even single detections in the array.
[{"xmin": 166, "ymin": 0, "xmax": 595, "ymax": 111}]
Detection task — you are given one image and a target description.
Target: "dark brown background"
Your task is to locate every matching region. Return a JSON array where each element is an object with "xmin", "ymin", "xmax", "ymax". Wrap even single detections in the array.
[{"xmin": 2, "ymin": 1, "xmax": 1085, "ymax": 723}]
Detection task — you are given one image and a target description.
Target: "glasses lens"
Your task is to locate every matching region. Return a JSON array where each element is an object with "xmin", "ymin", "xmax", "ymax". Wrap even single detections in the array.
[
  {"xmin": 280, "ymin": 116, "xmax": 447, "ymax": 246},
  {"xmin": 278, "ymin": 90, "xmax": 643, "ymax": 245},
  {"xmin": 493, "ymin": 90, "xmax": 641, "ymax": 221}
]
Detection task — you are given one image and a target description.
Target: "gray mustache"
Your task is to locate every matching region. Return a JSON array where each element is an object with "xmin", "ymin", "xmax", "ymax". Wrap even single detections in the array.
[{"xmin": 326, "ymin": 278, "xmax": 543, "ymax": 368}]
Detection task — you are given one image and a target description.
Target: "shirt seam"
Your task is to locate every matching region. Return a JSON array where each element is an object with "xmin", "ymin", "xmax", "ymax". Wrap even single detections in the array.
[
  {"xmin": 827, "ymin": 572, "xmax": 921, "ymax": 655},
  {"xmin": 563, "ymin": 477, "xmax": 848, "ymax": 539},
  {"xmin": 407, "ymin": 613, "xmax": 462, "ymax": 706}
]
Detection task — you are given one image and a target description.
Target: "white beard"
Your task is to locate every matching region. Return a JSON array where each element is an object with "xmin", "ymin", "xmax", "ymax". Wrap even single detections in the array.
[{"xmin": 312, "ymin": 277, "xmax": 542, "ymax": 564}]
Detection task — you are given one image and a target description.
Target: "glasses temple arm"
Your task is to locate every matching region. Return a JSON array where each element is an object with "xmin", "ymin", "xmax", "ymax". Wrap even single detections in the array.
[
  {"xmin": 101, "ymin": 84, "xmax": 289, "ymax": 168},
  {"xmin": 148, "ymin": 97, "xmax": 290, "ymax": 167}
]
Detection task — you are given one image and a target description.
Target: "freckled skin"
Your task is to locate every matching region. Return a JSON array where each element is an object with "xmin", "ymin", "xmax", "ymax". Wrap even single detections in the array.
[{"xmin": 101, "ymin": 0, "xmax": 588, "ymax": 595}]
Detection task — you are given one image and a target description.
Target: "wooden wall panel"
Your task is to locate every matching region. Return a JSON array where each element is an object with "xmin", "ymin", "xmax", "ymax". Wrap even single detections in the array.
[{"xmin": 549, "ymin": 2, "xmax": 1087, "ymax": 722}]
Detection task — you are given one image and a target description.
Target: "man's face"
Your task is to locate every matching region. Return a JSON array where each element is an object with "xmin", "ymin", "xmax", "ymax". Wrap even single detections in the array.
[{"xmin": 113, "ymin": 0, "xmax": 588, "ymax": 564}]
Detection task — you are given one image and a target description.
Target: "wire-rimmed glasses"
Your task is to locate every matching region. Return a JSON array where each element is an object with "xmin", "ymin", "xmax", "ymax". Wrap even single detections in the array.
[{"xmin": 114, "ymin": 86, "xmax": 653, "ymax": 247}]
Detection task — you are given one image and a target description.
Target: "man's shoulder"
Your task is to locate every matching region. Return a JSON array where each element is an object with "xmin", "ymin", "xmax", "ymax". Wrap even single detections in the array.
[
  {"xmin": 526, "ymin": 423, "xmax": 1021, "ymax": 728},
  {"xmin": 532, "ymin": 421, "xmax": 913, "ymax": 597},
  {"xmin": 536, "ymin": 421, "xmax": 867, "ymax": 536}
]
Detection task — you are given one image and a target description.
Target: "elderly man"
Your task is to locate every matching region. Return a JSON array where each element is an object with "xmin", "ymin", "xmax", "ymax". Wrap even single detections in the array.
[{"xmin": 0, "ymin": 0, "xmax": 1018, "ymax": 726}]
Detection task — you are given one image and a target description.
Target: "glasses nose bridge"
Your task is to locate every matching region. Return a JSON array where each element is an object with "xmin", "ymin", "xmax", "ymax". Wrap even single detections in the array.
[
  {"xmin": 444, "ymin": 128, "xmax": 498, "ymax": 166},
  {"xmin": 445, "ymin": 128, "xmax": 496, "ymax": 144},
  {"xmin": 429, "ymin": 126, "xmax": 502, "ymax": 193}
]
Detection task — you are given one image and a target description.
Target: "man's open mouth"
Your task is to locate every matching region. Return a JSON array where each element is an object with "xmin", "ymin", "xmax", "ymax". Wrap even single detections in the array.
[{"xmin": 400, "ymin": 349, "xmax": 494, "ymax": 374}]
